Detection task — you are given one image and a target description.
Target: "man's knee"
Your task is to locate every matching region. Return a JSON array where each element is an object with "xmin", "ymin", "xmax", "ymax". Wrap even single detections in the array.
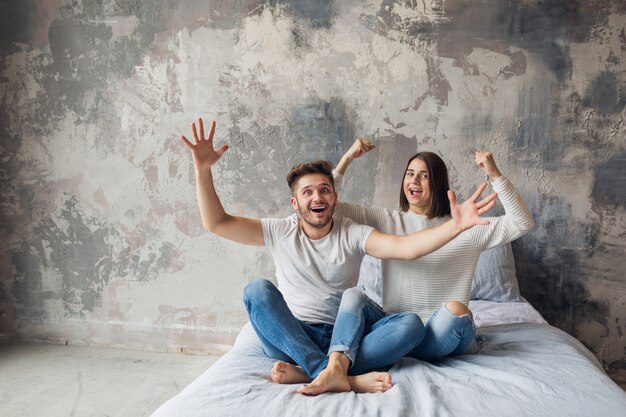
[
  {"xmin": 445, "ymin": 301, "xmax": 471, "ymax": 317},
  {"xmin": 338, "ymin": 287, "xmax": 365, "ymax": 312},
  {"xmin": 243, "ymin": 278, "xmax": 275, "ymax": 306}
]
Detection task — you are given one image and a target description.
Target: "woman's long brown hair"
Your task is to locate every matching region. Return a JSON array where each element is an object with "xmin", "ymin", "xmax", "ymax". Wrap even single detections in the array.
[{"xmin": 399, "ymin": 152, "xmax": 451, "ymax": 219}]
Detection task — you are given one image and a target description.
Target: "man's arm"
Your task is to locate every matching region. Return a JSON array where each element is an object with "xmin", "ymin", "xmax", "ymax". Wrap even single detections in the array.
[
  {"xmin": 365, "ymin": 183, "xmax": 497, "ymax": 260},
  {"xmin": 181, "ymin": 118, "xmax": 264, "ymax": 246}
]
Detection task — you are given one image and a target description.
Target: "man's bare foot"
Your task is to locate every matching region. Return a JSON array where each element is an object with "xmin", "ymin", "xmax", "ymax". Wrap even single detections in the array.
[
  {"xmin": 297, "ymin": 363, "xmax": 351, "ymax": 395},
  {"xmin": 348, "ymin": 372, "xmax": 393, "ymax": 393},
  {"xmin": 271, "ymin": 361, "xmax": 311, "ymax": 384}
]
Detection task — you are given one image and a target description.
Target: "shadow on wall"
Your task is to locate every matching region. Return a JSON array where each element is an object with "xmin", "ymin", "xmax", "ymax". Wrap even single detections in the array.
[{"xmin": 514, "ymin": 195, "xmax": 609, "ymax": 339}]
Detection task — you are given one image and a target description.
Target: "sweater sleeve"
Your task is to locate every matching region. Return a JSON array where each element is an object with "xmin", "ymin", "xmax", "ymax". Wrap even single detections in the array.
[
  {"xmin": 333, "ymin": 170, "xmax": 388, "ymax": 230},
  {"xmin": 470, "ymin": 176, "xmax": 535, "ymax": 249}
]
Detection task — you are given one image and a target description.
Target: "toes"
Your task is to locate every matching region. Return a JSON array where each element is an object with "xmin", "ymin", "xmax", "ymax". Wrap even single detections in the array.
[
  {"xmin": 379, "ymin": 373, "xmax": 392, "ymax": 392},
  {"xmin": 297, "ymin": 385, "xmax": 317, "ymax": 396}
]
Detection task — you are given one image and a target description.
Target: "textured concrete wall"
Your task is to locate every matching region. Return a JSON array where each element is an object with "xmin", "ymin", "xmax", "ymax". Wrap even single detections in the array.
[{"xmin": 0, "ymin": 0, "xmax": 625, "ymax": 382}]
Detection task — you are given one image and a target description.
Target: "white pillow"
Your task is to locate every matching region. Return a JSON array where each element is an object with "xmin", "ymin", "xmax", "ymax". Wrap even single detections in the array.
[{"xmin": 471, "ymin": 243, "xmax": 523, "ymax": 302}]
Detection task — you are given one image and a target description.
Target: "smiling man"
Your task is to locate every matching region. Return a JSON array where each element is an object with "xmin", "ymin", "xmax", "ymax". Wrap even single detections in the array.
[{"xmin": 180, "ymin": 117, "xmax": 496, "ymax": 395}]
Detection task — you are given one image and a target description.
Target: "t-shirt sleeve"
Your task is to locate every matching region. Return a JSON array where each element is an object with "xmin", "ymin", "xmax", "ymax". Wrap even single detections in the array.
[
  {"xmin": 261, "ymin": 216, "xmax": 295, "ymax": 250},
  {"xmin": 344, "ymin": 219, "xmax": 375, "ymax": 255}
]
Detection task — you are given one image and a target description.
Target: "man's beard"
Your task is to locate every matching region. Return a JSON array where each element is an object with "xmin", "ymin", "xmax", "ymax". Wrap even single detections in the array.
[{"xmin": 298, "ymin": 203, "xmax": 336, "ymax": 229}]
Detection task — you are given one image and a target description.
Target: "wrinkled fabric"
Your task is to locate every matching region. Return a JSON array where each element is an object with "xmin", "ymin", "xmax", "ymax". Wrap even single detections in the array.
[{"xmin": 152, "ymin": 315, "xmax": 625, "ymax": 417}]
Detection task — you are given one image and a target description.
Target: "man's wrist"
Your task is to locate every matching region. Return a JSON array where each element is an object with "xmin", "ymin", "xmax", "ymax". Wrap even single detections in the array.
[
  {"xmin": 195, "ymin": 166, "xmax": 213, "ymax": 177},
  {"xmin": 447, "ymin": 218, "xmax": 465, "ymax": 235}
]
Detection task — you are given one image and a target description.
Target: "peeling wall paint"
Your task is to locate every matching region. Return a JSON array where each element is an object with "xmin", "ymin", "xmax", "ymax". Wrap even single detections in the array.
[{"xmin": 0, "ymin": 0, "xmax": 625, "ymax": 385}]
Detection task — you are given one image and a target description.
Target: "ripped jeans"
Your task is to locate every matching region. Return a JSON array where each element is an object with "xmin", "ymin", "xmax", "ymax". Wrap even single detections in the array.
[
  {"xmin": 328, "ymin": 286, "xmax": 425, "ymax": 374},
  {"xmin": 334, "ymin": 288, "xmax": 476, "ymax": 365},
  {"xmin": 243, "ymin": 280, "xmax": 424, "ymax": 378},
  {"xmin": 408, "ymin": 301, "xmax": 477, "ymax": 361}
]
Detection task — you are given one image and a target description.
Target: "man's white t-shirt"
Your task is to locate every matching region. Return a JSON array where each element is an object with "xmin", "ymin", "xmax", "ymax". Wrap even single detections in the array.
[{"xmin": 261, "ymin": 215, "xmax": 374, "ymax": 324}]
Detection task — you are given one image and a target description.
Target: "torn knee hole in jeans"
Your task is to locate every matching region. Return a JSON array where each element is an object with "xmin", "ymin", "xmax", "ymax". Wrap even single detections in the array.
[{"xmin": 444, "ymin": 304, "xmax": 472, "ymax": 319}]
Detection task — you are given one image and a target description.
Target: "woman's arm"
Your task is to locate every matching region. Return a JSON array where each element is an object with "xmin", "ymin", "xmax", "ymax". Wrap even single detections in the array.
[
  {"xmin": 335, "ymin": 138, "xmax": 375, "ymax": 174},
  {"xmin": 472, "ymin": 151, "xmax": 535, "ymax": 249},
  {"xmin": 333, "ymin": 139, "xmax": 386, "ymax": 229}
]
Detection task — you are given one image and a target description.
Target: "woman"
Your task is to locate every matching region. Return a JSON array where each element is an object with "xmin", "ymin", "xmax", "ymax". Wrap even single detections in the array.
[{"xmin": 332, "ymin": 140, "xmax": 534, "ymax": 362}]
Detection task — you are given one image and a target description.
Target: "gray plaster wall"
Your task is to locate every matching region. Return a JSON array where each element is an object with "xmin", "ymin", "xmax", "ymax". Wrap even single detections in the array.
[{"xmin": 0, "ymin": 0, "xmax": 624, "ymax": 383}]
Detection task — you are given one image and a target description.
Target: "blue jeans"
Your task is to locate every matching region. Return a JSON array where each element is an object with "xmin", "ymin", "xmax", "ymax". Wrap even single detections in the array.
[
  {"xmin": 333, "ymin": 291, "xmax": 476, "ymax": 363},
  {"xmin": 243, "ymin": 280, "xmax": 423, "ymax": 378},
  {"xmin": 408, "ymin": 302, "xmax": 476, "ymax": 361},
  {"xmin": 329, "ymin": 287, "xmax": 424, "ymax": 375}
]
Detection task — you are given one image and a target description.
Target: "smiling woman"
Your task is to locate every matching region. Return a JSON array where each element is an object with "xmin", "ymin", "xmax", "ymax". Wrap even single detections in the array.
[
  {"xmin": 332, "ymin": 140, "xmax": 533, "ymax": 365},
  {"xmin": 400, "ymin": 152, "xmax": 450, "ymax": 218}
]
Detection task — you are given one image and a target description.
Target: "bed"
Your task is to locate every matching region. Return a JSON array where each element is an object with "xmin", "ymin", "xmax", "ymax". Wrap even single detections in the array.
[{"xmin": 150, "ymin": 245, "xmax": 626, "ymax": 417}]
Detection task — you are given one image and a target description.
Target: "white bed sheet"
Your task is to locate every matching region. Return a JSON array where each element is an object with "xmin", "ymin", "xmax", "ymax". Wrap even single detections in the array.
[
  {"xmin": 469, "ymin": 299, "xmax": 547, "ymax": 328},
  {"xmin": 151, "ymin": 301, "xmax": 626, "ymax": 417}
]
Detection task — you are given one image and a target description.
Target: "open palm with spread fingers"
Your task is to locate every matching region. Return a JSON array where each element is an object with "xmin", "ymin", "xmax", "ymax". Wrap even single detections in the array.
[
  {"xmin": 180, "ymin": 118, "xmax": 229, "ymax": 170},
  {"xmin": 449, "ymin": 182, "xmax": 497, "ymax": 232}
]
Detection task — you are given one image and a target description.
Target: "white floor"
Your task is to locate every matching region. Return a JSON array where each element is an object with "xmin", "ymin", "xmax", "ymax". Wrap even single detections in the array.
[{"xmin": 0, "ymin": 342, "xmax": 222, "ymax": 417}]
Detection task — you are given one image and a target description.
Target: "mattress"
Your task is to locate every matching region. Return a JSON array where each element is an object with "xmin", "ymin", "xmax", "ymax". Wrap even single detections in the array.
[{"xmin": 151, "ymin": 301, "xmax": 626, "ymax": 417}]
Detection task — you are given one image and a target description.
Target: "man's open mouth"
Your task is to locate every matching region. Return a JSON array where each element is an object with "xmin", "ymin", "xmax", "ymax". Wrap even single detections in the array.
[{"xmin": 310, "ymin": 206, "xmax": 327, "ymax": 214}]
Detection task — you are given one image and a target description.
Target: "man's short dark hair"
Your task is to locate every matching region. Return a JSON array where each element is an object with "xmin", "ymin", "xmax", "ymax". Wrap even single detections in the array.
[{"xmin": 287, "ymin": 160, "xmax": 335, "ymax": 194}]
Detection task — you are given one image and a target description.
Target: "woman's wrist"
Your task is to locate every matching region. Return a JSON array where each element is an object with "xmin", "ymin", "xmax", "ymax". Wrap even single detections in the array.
[
  {"xmin": 335, "ymin": 155, "xmax": 352, "ymax": 175},
  {"xmin": 489, "ymin": 170, "xmax": 502, "ymax": 181}
]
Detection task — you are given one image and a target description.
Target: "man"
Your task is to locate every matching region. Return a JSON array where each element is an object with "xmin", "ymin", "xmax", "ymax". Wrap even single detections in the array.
[{"xmin": 180, "ymin": 117, "xmax": 496, "ymax": 395}]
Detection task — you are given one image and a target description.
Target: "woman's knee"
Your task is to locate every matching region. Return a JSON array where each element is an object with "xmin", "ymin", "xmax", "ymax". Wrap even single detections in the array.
[
  {"xmin": 243, "ymin": 278, "xmax": 276, "ymax": 305},
  {"xmin": 398, "ymin": 313, "xmax": 425, "ymax": 344},
  {"xmin": 338, "ymin": 287, "xmax": 366, "ymax": 312},
  {"xmin": 398, "ymin": 312, "xmax": 424, "ymax": 332},
  {"xmin": 445, "ymin": 301, "xmax": 471, "ymax": 317}
]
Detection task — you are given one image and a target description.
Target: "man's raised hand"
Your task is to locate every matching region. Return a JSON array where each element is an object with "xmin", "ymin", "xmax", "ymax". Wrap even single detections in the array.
[
  {"xmin": 181, "ymin": 118, "xmax": 229, "ymax": 171},
  {"xmin": 448, "ymin": 183, "xmax": 497, "ymax": 232}
]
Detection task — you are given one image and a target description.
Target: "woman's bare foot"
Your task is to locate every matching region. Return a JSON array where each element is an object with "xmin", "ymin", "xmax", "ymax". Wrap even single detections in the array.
[
  {"xmin": 271, "ymin": 361, "xmax": 311, "ymax": 384},
  {"xmin": 297, "ymin": 364, "xmax": 351, "ymax": 396},
  {"xmin": 348, "ymin": 372, "xmax": 393, "ymax": 393}
]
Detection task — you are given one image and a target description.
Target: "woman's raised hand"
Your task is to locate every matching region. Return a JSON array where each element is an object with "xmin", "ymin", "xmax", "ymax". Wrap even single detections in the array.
[
  {"xmin": 474, "ymin": 151, "xmax": 502, "ymax": 181},
  {"xmin": 345, "ymin": 138, "xmax": 376, "ymax": 162},
  {"xmin": 181, "ymin": 118, "xmax": 229, "ymax": 171},
  {"xmin": 336, "ymin": 138, "xmax": 376, "ymax": 174}
]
